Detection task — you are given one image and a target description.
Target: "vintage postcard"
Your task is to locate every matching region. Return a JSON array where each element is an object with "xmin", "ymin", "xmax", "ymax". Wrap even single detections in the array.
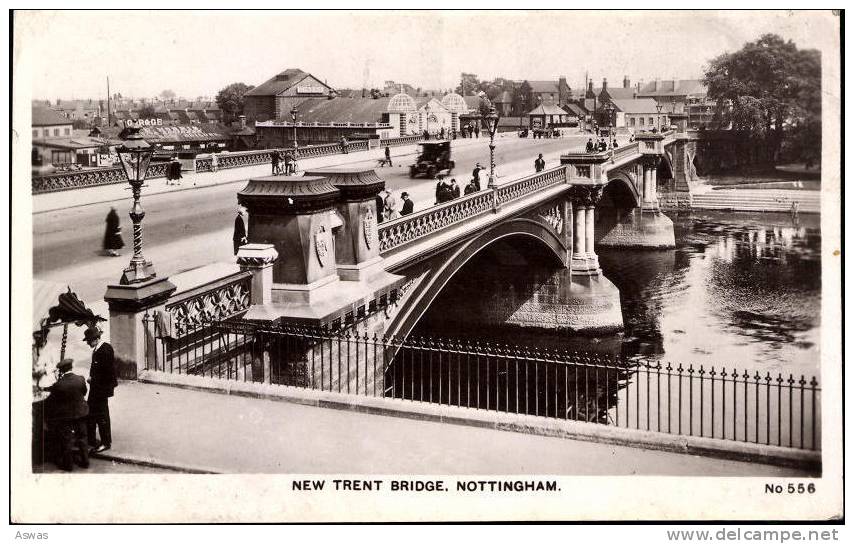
[{"xmin": 9, "ymin": 9, "xmax": 844, "ymax": 524}]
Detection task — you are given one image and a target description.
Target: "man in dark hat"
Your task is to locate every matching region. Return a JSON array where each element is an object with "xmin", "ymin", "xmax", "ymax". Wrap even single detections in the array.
[
  {"xmin": 271, "ymin": 149, "xmax": 280, "ymax": 175},
  {"xmin": 400, "ymin": 192, "xmax": 414, "ymax": 216},
  {"xmin": 534, "ymin": 153, "xmax": 546, "ymax": 172},
  {"xmin": 472, "ymin": 163, "xmax": 483, "ymax": 191},
  {"xmin": 586, "ymin": 138, "xmax": 595, "ymax": 153},
  {"xmin": 43, "ymin": 359, "xmax": 89, "ymax": 470},
  {"xmin": 84, "ymin": 326, "xmax": 117, "ymax": 454},
  {"xmin": 233, "ymin": 206, "xmax": 248, "ymax": 255},
  {"xmin": 449, "ymin": 178, "xmax": 461, "ymax": 200}
]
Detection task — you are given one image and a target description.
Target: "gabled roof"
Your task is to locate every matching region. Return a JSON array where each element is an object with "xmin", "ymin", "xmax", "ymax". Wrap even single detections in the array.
[
  {"xmin": 637, "ymin": 79, "xmax": 707, "ymax": 97},
  {"xmin": 32, "ymin": 107, "xmax": 71, "ymax": 126},
  {"xmin": 610, "ymin": 98, "xmax": 659, "ymax": 114},
  {"xmin": 246, "ymin": 69, "xmax": 330, "ymax": 97}
]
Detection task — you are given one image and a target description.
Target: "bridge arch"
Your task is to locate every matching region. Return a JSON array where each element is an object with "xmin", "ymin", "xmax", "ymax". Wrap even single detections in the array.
[{"xmin": 387, "ymin": 217, "xmax": 568, "ymax": 341}]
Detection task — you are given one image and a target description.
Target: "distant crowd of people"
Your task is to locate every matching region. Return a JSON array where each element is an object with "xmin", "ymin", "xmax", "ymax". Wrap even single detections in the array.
[{"xmin": 585, "ymin": 137, "xmax": 620, "ymax": 153}]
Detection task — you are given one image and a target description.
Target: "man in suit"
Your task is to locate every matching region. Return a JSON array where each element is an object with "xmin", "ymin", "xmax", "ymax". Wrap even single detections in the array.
[
  {"xmin": 534, "ymin": 153, "xmax": 546, "ymax": 172},
  {"xmin": 449, "ymin": 179, "xmax": 461, "ymax": 200},
  {"xmin": 375, "ymin": 193, "xmax": 385, "ymax": 224},
  {"xmin": 84, "ymin": 327, "xmax": 118, "ymax": 454},
  {"xmin": 472, "ymin": 163, "xmax": 483, "ymax": 191},
  {"xmin": 44, "ymin": 358, "xmax": 89, "ymax": 470},
  {"xmin": 400, "ymin": 192, "xmax": 414, "ymax": 216},
  {"xmin": 233, "ymin": 207, "xmax": 247, "ymax": 255}
]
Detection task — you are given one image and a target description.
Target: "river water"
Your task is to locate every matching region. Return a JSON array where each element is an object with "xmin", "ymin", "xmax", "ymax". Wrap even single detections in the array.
[{"xmin": 415, "ymin": 210, "xmax": 822, "ymax": 377}]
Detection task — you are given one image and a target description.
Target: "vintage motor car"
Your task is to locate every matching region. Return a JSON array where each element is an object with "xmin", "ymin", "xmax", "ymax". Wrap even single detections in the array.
[{"xmin": 409, "ymin": 140, "xmax": 455, "ymax": 179}]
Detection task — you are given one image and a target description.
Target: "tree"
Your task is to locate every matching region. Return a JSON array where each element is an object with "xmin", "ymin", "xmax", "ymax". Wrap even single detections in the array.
[
  {"xmin": 455, "ymin": 73, "xmax": 480, "ymax": 96},
  {"xmin": 160, "ymin": 89, "xmax": 176, "ymax": 100},
  {"xmin": 215, "ymin": 82, "xmax": 255, "ymax": 123},
  {"xmin": 138, "ymin": 104, "xmax": 156, "ymax": 118},
  {"xmin": 512, "ymin": 81, "xmax": 533, "ymax": 117},
  {"xmin": 703, "ymin": 33, "xmax": 821, "ymax": 165}
]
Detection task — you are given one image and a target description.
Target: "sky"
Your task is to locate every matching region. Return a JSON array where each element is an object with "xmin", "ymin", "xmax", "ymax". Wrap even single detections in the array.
[{"xmin": 14, "ymin": 10, "xmax": 839, "ymax": 101}]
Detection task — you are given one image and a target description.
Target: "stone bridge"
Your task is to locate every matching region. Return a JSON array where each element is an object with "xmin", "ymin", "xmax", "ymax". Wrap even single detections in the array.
[{"xmin": 107, "ymin": 131, "xmax": 698, "ymax": 382}]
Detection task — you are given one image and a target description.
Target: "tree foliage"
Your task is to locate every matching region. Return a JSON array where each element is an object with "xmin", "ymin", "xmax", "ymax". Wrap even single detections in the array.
[
  {"xmin": 215, "ymin": 82, "xmax": 255, "ymax": 123},
  {"xmin": 703, "ymin": 33, "xmax": 821, "ymax": 164},
  {"xmin": 160, "ymin": 89, "xmax": 176, "ymax": 99}
]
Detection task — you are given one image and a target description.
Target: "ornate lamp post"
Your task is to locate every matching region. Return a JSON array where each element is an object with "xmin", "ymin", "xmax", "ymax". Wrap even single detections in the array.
[
  {"xmin": 604, "ymin": 102, "xmax": 616, "ymax": 148},
  {"xmin": 425, "ymin": 102, "xmax": 431, "ymax": 138},
  {"xmin": 656, "ymin": 102, "xmax": 663, "ymax": 132},
  {"xmin": 290, "ymin": 106, "xmax": 298, "ymax": 150},
  {"xmin": 485, "ymin": 105, "xmax": 500, "ymax": 188},
  {"xmin": 116, "ymin": 124, "xmax": 156, "ymax": 285}
]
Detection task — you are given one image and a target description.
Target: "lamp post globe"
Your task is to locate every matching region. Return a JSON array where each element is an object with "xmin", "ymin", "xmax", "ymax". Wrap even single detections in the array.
[
  {"xmin": 116, "ymin": 123, "xmax": 156, "ymax": 285},
  {"xmin": 485, "ymin": 105, "xmax": 500, "ymax": 189},
  {"xmin": 290, "ymin": 106, "xmax": 298, "ymax": 150}
]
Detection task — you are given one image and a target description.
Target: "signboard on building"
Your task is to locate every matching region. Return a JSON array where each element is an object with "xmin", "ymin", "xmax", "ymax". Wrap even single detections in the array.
[
  {"xmin": 297, "ymin": 85, "xmax": 326, "ymax": 94},
  {"xmin": 123, "ymin": 118, "xmax": 164, "ymax": 128}
]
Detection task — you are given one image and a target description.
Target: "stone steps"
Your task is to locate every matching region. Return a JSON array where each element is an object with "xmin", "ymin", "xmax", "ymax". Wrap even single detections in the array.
[{"xmin": 691, "ymin": 190, "xmax": 820, "ymax": 213}]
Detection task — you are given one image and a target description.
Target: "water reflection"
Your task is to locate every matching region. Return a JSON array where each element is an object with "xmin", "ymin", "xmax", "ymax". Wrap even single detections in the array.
[{"xmin": 416, "ymin": 210, "xmax": 822, "ymax": 375}]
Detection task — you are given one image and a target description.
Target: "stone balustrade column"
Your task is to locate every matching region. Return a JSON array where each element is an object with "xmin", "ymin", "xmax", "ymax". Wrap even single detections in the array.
[
  {"xmin": 642, "ymin": 163, "xmax": 652, "ymax": 203},
  {"xmin": 573, "ymin": 204, "xmax": 586, "ymax": 256},
  {"xmin": 585, "ymin": 205, "xmax": 596, "ymax": 258}
]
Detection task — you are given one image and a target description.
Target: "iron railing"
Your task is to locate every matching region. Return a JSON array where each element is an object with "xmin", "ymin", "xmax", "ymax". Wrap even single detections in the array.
[
  {"xmin": 33, "ymin": 140, "xmax": 373, "ymax": 192},
  {"xmin": 142, "ymin": 323, "xmax": 821, "ymax": 451},
  {"xmin": 32, "ymin": 161, "xmax": 170, "ymax": 194}
]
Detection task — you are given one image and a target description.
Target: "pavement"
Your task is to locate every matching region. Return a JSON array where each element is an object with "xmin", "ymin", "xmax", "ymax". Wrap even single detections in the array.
[{"xmin": 81, "ymin": 380, "xmax": 810, "ymax": 476}]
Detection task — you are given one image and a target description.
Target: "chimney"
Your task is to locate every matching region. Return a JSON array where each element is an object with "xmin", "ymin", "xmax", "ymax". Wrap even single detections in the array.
[
  {"xmin": 602, "ymin": 77, "xmax": 608, "ymax": 92},
  {"xmin": 654, "ymin": 78, "xmax": 661, "ymax": 91},
  {"xmin": 623, "ymin": 75, "xmax": 630, "ymax": 89},
  {"xmin": 672, "ymin": 78, "xmax": 679, "ymax": 91},
  {"xmin": 588, "ymin": 80, "xmax": 594, "ymax": 95}
]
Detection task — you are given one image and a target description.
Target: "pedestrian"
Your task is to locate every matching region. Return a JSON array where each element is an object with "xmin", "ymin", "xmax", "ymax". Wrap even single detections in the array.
[
  {"xmin": 400, "ymin": 192, "xmax": 414, "ymax": 216},
  {"xmin": 167, "ymin": 155, "xmax": 182, "ymax": 185},
  {"xmin": 474, "ymin": 124, "xmax": 480, "ymax": 138},
  {"xmin": 340, "ymin": 136, "xmax": 349, "ymax": 154},
  {"xmin": 43, "ymin": 358, "xmax": 89, "ymax": 471},
  {"xmin": 439, "ymin": 126, "xmax": 445, "ymax": 140},
  {"xmin": 534, "ymin": 153, "xmax": 545, "ymax": 172},
  {"xmin": 449, "ymin": 178, "xmax": 461, "ymax": 200},
  {"xmin": 612, "ymin": 139, "xmax": 619, "ymax": 149},
  {"xmin": 598, "ymin": 138, "xmax": 607, "ymax": 152},
  {"xmin": 435, "ymin": 179, "xmax": 447, "ymax": 204},
  {"xmin": 384, "ymin": 192, "xmax": 399, "ymax": 221},
  {"xmin": 210, "ymin": 152, "xmax": 219, "ymax": 173},
  {"xmin": 384, "ymin": 145, "xmax": 392, "ymax": 167},
  {"xmin": 271, "ymin": 149, "xmax": 280, "ymax": 175},
  {"xmin": 586, "ymin": 138, "xmax": 595, "ymax": 153},
  {"xmin": 464, "ymin": 178, "xmax": 478, "ymax": 195},
  {"xmin": 282, "ymin": 150, "xmax": 291, "ymax": 175},
  {"xmin": 83, "ymin": 326, "xmax": 117, "ymax": 455},
  {"xmin": 233, "ymin": 206, "xmax": 248, "ymax": 255},
  {"xmin": 375, "ymin": 192, "xmax": 385, "ymax": 224},
  {"xmin": 103, "ymin": 207, "xmax": 124, "ymax": 257},
  {"xmin": 472, "ymin": 163, "xmax": 483, "ymax": 191},
  {"xmin": 791, "ymin": 201, "xmax": 800, "ymax": 223}
]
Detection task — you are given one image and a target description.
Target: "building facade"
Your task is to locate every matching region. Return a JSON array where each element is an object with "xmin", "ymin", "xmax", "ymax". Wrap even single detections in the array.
[{"xmin": 244, "ymin": 68, "xmax": 335, "ymax": 122}]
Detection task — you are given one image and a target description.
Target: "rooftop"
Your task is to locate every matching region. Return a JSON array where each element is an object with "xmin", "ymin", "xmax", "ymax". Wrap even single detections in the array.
[
  {"xmin": 32, "ymin": 107, "xmax": 71, "ymax": 127},
  {"xmin": 246, "ymin": 68, "xmax": 327, "ymax": 97},
  {"xmin": 637, "ymin": 79, "xmax": 707, "ymax": 97}
]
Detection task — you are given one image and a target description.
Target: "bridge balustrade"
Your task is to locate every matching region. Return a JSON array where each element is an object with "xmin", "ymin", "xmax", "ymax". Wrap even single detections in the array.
[
  {"xmin": 141, "ymin": 322, "xmax": 821, "ymax": 453},
  {"xmin": 378, "ymin": 166, "xmax": 567, "ymax": 254}
]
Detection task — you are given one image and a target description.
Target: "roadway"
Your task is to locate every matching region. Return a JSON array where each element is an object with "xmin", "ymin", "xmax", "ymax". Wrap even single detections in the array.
[{"xmin": 33, "ymin": 134, "xmax": 589, "ymax": 302}]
